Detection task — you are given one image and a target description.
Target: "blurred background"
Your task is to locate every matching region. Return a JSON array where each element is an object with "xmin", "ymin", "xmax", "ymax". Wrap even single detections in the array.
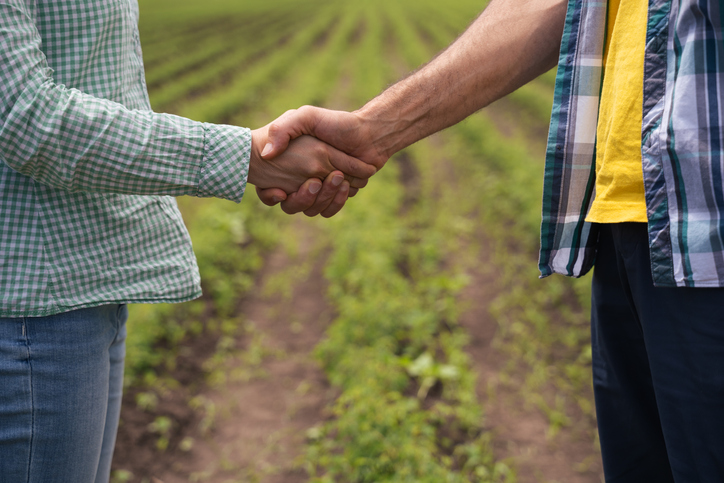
[{"xmin": 111, "ymin": 0, "xmax": 603, "ymax": 481}]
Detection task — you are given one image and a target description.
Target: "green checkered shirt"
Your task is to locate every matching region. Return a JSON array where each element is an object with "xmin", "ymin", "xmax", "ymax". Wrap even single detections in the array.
[{"xmin": 0, "ymin": 0, "xmax": 251, "ymax": 316}]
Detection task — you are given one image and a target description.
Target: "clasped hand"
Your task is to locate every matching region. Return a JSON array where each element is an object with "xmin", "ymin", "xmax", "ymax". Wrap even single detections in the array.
[{"xmin": 248, "ymin": 107, "xmax": 388, "ymax": 217}]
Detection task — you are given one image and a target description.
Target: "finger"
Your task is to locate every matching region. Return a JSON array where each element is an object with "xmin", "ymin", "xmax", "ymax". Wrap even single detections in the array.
[
  {"xmin": 302, "ymin": 172, "xmax": 346, "ymax": 217},
  {"xmin": 348, "ymin": 187, "xmax": 359, "ymax": 198},
  {"xmin": 279, "ymin": 178, "xmax": 323, "ymax": 215},
  {"xmin": 347, "ymin": 177, "xmax": 368, "ymax": 189},
  {"xmin": 265, "ymin": 118, "xmax": 375, "ymax": 179},
  {"xmin": 321, "ymin": 181, "xmax": 350, "ymax": 218},
  {"xmin": 256, "ymin": 186, "xmax": 287, "ymax": 206},
  {"xmin": 326, "ymin": 145, "xmax": 376, "ymax": 179}
]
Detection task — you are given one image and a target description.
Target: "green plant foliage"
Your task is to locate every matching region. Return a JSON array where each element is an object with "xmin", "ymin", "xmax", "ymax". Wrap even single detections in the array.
[
  {"xmin": 123, "ymin": 196, "xmax": 283, "ymax": 388},
  {"xmin": 122, "ymin": 0, "xmax": 596, "ymax": 479}
]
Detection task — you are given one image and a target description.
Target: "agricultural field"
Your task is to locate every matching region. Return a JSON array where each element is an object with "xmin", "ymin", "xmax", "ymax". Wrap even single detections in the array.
[{"xmin": 111, "ymin": 0, "xmax": 604, "ymax": 481}]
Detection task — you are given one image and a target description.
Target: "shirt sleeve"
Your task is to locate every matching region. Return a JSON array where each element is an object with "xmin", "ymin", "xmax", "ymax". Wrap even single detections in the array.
[{"xmin": 0, "ymin": 1, "xmax": 249, "ymax": 202}]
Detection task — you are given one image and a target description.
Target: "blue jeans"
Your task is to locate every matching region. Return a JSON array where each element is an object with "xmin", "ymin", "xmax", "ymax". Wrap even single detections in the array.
[
  {"xmin": 592, "ymin": 224, "xmax": 724, "ymax": 482},
  {"xmin": 0, "ymin": 304, "xmax": 127, "ymax": 483}
]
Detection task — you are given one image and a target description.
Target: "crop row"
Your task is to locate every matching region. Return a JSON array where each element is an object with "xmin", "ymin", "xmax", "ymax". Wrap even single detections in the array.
[
  {"xmin": 142, "ymin": 12, "xmax": 296, "ymax": 91},
  {"xmin": 147, "ymin": 16, "xmax": 305, "ymax": 111},
  {"xmin": 304, "ymin": 151, "xmax": 510, "ymax": 481},
  {"xmin": 170, "ymin": 6, "xmax": 349, "ymax": 123},
  {"xmin": 452, "ymin": 108, "xmax": 596, "ymax": 442},
  {"xmin": 120, "ymin": 0, "xmax": 597, "ymax": 479},
  {"xmin": 294, "ymin": 3, "xmax": 513, "ymax": 480}
]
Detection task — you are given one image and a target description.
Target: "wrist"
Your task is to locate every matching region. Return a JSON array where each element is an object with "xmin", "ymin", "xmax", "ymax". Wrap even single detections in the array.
[
  {"xmin": 353, "ymin": 104, "xmax": 397, "ymax": 164},
  {"xmin": 356, "ymin": 91, "xmax": 422, "ymax": 162},
  {"xmin": 247, "ymin": 128, "xmax": 265, "ymax": 186}
]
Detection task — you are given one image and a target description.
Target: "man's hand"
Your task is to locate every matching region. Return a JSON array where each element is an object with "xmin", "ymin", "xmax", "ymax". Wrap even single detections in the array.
[
  {"xmin": 248, "ymin": 125, "xmax": 374, "ymax": 216},
  {"xmin": 256, "ymin": 171, "xmax": 352, "ymax": 218},
  {"xmin": 260, "ymin": 107, "xmax": 389, "ymax": 171},
  {"xmin": 254, "ymin": 107, "xmax": 388, "ymax": 213},
  {"xmin": 248, "ymin": 127, "xmax": 374, "ymax": 193}
]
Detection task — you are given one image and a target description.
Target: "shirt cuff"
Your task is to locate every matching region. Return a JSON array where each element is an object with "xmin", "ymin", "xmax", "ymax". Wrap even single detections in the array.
[{"xmin": 197, "ymin": 123, "xmax": 251, "ymax": 202}]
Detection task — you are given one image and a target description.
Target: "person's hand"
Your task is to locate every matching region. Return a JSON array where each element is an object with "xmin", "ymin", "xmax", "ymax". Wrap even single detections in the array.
[
  {"xmin": 256, "ymin": 171, "xmax": 353, "ymax": 218},
  {"xmin": 260, "ymin": 106, "xmax": 389, "ymax": 170},
  {"xmin": 255, "ymin": 106, "xmax": 389, "ymax": 212},
  {"xmin": 248, "ymin": 126, "xmax": 374, "ymax": 194},
  {"xmin": 249, "ymin": 120, "xmax": 373, "ymax": 216}
]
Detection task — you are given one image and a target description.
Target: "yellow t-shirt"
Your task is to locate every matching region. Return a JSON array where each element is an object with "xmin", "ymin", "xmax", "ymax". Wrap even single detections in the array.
[{"xmin": 585, "ymin": 0, "xmax": 648, "ymax": 223}]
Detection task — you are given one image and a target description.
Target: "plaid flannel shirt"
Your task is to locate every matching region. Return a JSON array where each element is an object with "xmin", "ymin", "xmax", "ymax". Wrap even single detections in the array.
[
  {"xmin": 539, "ymin": 0, "xmax": 724, "ymax": 287},
  {"xmin": 0, "ymin": 0, "xmax": 251, "ymax": 316}
]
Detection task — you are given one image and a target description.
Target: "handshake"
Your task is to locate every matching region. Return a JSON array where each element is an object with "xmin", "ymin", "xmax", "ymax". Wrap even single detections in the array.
[{"xmin": 247, "ymin": 105, "xmax": 390, "ymax": 218}]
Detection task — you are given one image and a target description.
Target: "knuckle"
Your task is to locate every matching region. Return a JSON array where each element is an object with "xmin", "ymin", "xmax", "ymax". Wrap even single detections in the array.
[
  {"xmin": 288, "ymin": 195, "xmax": 313, "ymax": 213},
  {"xmin": 312, "ymin": 164, "xmax": 328, "ymax": 179},
  {"xmin": 258, "ymin": 193, "xmax": 274, "ymax": 206},
  {"xmin": 313, "ymin": 143, "xmax": 328, "ymax": 159}
]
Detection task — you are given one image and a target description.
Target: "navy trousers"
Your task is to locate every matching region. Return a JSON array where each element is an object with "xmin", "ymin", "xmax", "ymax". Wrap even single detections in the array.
[{"xmin": 592, "ymin": 223, "xmax": 724, "ymax": 482}]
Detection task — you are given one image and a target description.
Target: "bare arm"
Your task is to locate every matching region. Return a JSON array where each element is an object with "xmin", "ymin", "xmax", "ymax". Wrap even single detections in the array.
[
  {"xmin": 262, "ymin": 0, "xmax": 568, "ymax": 169},
  {"xmin": 357, "ymin": 0, "xmax": 567, "ymax": 160}
]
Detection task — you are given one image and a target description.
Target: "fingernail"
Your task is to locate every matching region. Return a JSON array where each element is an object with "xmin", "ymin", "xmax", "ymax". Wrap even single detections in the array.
[
  {"xmin": 272, "ymin": 196, "xmax": 283, "ymax": 203},
  {"xmin": 261, "ymin": 143, "xmax": 273, "ymax": 157},
  {"xmin": 309, "ymin": 181, "xmax": 322, "ymax": 194},
  {"xmin": 332, "ymin": 175, "xmax": 344, "ymax": 187}
]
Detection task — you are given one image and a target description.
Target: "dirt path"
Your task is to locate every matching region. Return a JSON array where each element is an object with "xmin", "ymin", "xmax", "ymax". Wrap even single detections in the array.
[
  {"xmin": 458, "ymin": 245, "xmax": 604, "ymax": 483},
  {"xmin": 113, "ymin": 219, "xmax": 335, "ymax": 482},
  {"xmin": 114, "ymin": 157, "xmax": 604, "ymax": 483},
  {"xmin": 423, "ymin": 113, "xmax": 604, "ymax": 482},
  {"xmin": 114, "ymin": 222, "xmax": 604, "ymax": 483}
]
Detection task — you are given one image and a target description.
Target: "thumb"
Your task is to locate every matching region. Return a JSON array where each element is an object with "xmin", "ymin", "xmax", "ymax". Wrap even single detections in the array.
[{"xmin": 261, "ymin": 106, "xmax": 321, "ymax": 160}]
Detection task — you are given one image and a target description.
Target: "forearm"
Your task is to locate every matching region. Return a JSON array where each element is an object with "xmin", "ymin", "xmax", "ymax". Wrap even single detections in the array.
[
  {"xmin": 2, "ymin": 77, "xmax": 250, "ymax": 199},
  {"xmin": 0, "ymin": 2, "xmax": 250, "ymax": 201},
  {"xmin": 357, "ymin": 0, "xmax": 568, "ymax": 158}
]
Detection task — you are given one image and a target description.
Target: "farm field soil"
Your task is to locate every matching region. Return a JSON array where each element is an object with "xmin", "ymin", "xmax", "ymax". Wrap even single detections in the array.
[
  {"xmin": 456, "ymin": 98, "xmax": 603, "ymax": 483},
  {"xmin": 112, "ymin": 0, "xmax": 605, "ymax": 481},
  {"xmin": 459, "ymin": 254, "xmax": 602, "ymax": 483},
  {"xmin": 112, "ymin": 225, "xmax": 603, "ymax": 482},
  {"xmin": 113, "ymin": 219, "xmax": 338, "ymax": 482}
]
